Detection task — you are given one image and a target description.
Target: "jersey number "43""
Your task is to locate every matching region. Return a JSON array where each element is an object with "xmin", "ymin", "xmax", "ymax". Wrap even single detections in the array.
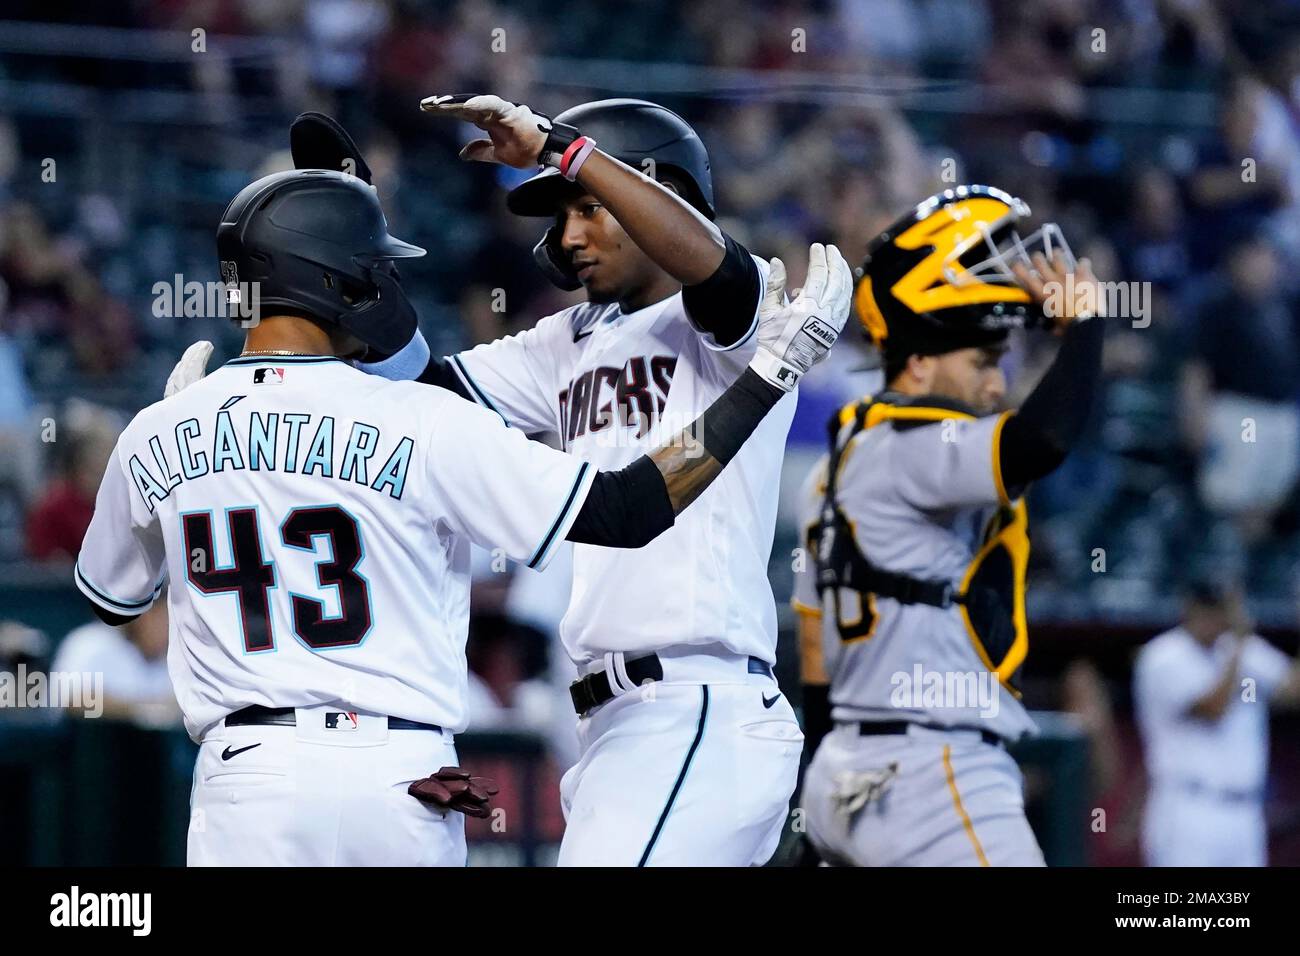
[{"xmin": 181, "ymin": 505, "xmax": 371, "ymax": 653}]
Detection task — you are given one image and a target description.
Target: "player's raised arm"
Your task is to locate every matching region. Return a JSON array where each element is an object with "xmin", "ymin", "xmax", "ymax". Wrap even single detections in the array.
[
  {"xmin": 421, "ymin": 94, "xmax": 761, "ymax": 349},
  {"xmin": 432, "ymin": 244, "xmax": 850, "ymax": 563},
  {"xmin": 998, "ymin": 252, "xmax": 1105, "ymax": 493}
]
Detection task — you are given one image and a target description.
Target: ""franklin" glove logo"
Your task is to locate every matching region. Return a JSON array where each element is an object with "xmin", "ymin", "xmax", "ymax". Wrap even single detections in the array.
[{"xmin": 802, "ymin": 317, "xmax": 838, "ymax": 347}]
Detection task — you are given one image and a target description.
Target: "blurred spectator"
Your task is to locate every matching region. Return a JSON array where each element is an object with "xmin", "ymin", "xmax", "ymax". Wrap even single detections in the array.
[
  {"xmin": 1116, "ymin": 167, "xmax": 1191, "ymax": 294},
  {"xmin": 465, "ymin": 609, "xmax": 580, "ymax": 767},
  {"xmin": 51, "ymin": 596, "xmax": 178, "ymax": 726},
  {"xmin": 1133, "ymin": 581, "xmax": 1300, "ymax": 866},
  {"xmin": 1187, "ymin": 79, "xmax": 1291, "ymax": 271},
  {"xmin": 0, "ymin": 202, "xmax": 137, "ymax": 374},
  {"xmin": 0, "ymin": 326, "xmax": 38, "ymax": 534},
  {"xmin": 465, "ymin": 611, "xmax": 553, "ymax": 729},
  {"xmin": 304, "ymin": 0, "xmax": 391, "ymax": 96},
  {"xmin": 1178, "ymin": 229, "xmax": 1300, "ymax": 540},
  {"xmin": 24, "ymin": 401, "xmax": 119, "ymax": 562},
  {"xmin": 1244, "ymin": 37, "xmax": 1300, "ymax": 247},
  {"xmin": 0, "ymin": 620, "xmax": 50, "ymax": 675}
]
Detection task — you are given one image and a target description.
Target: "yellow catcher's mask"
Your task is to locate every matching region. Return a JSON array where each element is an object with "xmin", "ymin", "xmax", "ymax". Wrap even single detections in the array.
[{"xmin": 854, "ymin": 185, "xmax": 1073, "ymax": 354}]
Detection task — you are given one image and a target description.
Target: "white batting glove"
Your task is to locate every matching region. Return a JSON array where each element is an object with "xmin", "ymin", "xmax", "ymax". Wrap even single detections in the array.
[
  {"xmin": 419, "ymin": 94, "xmax": 551, "ymax": 169},
  {"xmin": 748, "ymin": 243, "xmax": 852, "ymax": 392},
  {"xmin": 164, "ymin": 340, "xmax": 214, "ymax": 398}
]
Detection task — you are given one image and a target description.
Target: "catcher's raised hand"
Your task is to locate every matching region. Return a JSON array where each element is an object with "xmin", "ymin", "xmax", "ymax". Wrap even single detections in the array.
[
  {"xmin": 420, "ymin": 94, "xmax": 552, "ymax": 169},
  {"xmin": 747, "ymin": 242, "xmax": 852, "ymax": 392},
  {"xmin": 1011, "ymin": 251, "xmax": 1102, "ymax": 333}
]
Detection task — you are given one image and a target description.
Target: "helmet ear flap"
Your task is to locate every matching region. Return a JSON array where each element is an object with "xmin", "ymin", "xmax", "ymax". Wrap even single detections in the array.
[
  {"xmin": 533, "ymin": 226, "xmax": 581, "ymax": 291},
  {"xmin": 335, "ymin": 267, "xmax": 418, "ymax": 357}
]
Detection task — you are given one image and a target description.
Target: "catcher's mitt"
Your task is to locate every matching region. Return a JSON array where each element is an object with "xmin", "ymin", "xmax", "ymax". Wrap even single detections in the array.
[{"xmin": 408, "ymin": 767, "xmax": 499, "ymax": 819}]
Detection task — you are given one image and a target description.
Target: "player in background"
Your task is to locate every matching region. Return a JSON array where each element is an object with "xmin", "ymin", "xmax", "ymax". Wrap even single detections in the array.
[
  {"xmin": 793, "ymin": 186, "xmax": 1104, "ymax": 866},
  {"xmin": 81, "ymin": 167, "xmax": 847, "ymax": 866},
  {"xmin": 1134, "ymin": 581, "xmax": 1300, "ymax": 866}
]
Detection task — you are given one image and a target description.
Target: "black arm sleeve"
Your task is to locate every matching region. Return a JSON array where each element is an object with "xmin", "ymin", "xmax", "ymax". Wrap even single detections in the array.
[
  {"xmin": 417, "ymin": 355, "xmax": 475, "ymax": 401},
  {"xmin": 680, "ymin": 232, "xmax": 762, "ymax": 349},
  {"xmin": 566, "ymin": 455, "xmax": 674, "ymax": 547},
  {"xmin": 1000, "ymin": 317, "xmax": 1104, "ymax": 491},
  {"xmin": 566, "ymin": 369, "xmax": 785, "ymax": 547},
  {"xmin": 86, "ymin": 599, "xmax": 139, "ymax": 627}
]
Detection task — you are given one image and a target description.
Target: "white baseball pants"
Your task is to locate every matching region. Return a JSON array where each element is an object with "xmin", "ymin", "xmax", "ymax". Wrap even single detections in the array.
[
  {"xmin": 557, "ymin": 650, "xmax": 804, "ymax": 866},
  {"xmin": 803, "ymin": 722, "xmax": 1045, "ymax": 866},
  {"xmin": 188, "ymin": 705, "xmax": 465, "ymax": 866}
]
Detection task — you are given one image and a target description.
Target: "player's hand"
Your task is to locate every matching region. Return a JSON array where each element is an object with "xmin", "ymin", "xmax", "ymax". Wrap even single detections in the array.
[
  {"xmin": 1011, "ymin": 251, "xmax": 1102, "ymax": 334},
  {"xmin": 420, "ymin": 94, "xmax": 551, "ymax": 169},
  {"xmin": 164, "ymin": 340, "xmax": 214, "ymax": 398},
  {"xmin": 408, "ymin": 766, "xmax": 500, "ymax": 819},
  {"xmin": 748, "ymin": 243, "xmax": 852, "ymax": 392}
]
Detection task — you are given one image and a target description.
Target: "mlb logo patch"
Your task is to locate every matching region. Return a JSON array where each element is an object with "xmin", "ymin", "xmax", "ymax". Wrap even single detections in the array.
[
  {"xmin": 325, "ymin": 712, "xmax": 359, "ymax": 731},
  {"xmin": 253, "ymin": 367, "xmax": 285, "ymax": 385}
]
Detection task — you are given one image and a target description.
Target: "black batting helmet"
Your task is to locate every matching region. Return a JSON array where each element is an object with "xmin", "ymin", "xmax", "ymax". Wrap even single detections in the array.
[
  {"xmin": 507, "ymin": 99, "xmax": 714, "ymax": 289},
  {"xmin": 216, "ymin": 169, "xmax": 425, "ymax": 355}
]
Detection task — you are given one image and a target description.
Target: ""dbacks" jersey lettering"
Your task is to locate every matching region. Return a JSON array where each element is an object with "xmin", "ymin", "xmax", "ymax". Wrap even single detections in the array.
[{"xmin": 558, "ymin": 356, "xmax": 676, "ymax": 444}]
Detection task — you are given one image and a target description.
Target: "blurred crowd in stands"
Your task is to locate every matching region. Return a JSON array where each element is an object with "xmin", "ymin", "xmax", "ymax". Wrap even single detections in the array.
[{"xmin": 1, "ymin": 0, "xmax": 1300, "ymax": 783}]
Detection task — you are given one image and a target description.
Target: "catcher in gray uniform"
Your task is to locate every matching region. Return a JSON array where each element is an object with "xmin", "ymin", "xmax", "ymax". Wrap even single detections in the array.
[{"xmin": 793, "ymin": 186, "xmax": 1105, "ymax": 866}]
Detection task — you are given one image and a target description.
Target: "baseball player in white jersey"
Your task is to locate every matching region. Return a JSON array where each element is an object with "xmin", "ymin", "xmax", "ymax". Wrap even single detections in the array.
[
  {"xmin": 1134, "ymin": 582, "xmax": 1300, "ymax": 866},
  {"xmin": 295, "ymin": 95, "xmax": 847, "ymax": 865},
  {"xmin": 82, "ymin": 166, "xmax": 849, "ymax": 866},
  {"xmin": 793, "ymin": 186, "xmax": 1105, "ymax": 866}
]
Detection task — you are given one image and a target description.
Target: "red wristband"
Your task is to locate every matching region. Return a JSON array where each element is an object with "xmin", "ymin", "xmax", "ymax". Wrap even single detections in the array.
[{"xmin": 560, "ymin": 136, "xmax": 596, "ymax": 180}]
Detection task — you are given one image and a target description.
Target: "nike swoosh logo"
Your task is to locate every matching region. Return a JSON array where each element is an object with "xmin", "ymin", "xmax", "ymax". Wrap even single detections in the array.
[
  {"xmin": 573, "ymin": 328, "xmax": 594, "ymax": 342},
  {"xmin": 762, "ymin": 693, "xmax": 781, "ymax": 709},
  {"xmin": 221, "ymin": 743, "xmax": 262, "ymax": 761}
]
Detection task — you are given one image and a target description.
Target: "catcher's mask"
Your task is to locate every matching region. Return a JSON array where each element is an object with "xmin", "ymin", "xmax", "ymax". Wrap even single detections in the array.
[
  {"xmin": 506, "ymin": 98, "xmax": 715, "ymax": 291},
  {"xmin": 216, "ymin": 169, "xmax": 425, "ymax": 355},
  {"xmin": 854, "ymin": 185, "xmax": 1074, "ymax": 366}
]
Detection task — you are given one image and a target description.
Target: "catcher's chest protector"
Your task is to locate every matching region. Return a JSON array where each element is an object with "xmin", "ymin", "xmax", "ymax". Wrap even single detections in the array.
[{"xmin": 811, "ymin": 396, "xmax": 1031, "ymax": 693}]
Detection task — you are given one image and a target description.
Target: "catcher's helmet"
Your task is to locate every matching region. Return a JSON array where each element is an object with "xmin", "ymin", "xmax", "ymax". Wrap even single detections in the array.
[
  {"xmin": 855, "ymin": 185, "xmax": 1074, "ymax": 367},
  {"xmin": 216, "ymin": 169, "xmax": 425, "ymax": 355},
  {"xmin": 507, "ymin": 98, "xmax": 714, "ymax": 289}
]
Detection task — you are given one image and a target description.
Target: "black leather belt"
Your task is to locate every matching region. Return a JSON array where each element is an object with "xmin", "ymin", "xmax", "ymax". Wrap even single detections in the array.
[
  {"xmin": 857, "ymin": 720, "xmax": 1002, "ymax": 747},
  {"xmin": 569, "ymin": 653, "xmax": 774, "ymax": 715},
  {"xmin": 226, "ymin": 705, "xmax": 441, "ymax": 732}
]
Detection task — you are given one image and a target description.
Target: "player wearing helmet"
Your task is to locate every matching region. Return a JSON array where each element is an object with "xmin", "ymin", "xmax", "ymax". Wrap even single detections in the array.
[
  {"xmin": 793, "ymin": 186, "xmax": 1105, "ymax": 866},
  {"xmin": 81, "ymin": 167, "xmax": 849, "ymax": 866}
]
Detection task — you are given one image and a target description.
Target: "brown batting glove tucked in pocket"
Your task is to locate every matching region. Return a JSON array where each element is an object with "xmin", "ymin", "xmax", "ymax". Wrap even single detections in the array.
[{"xmin": 408, "ymin": 767, "xmax": 500, "ymax": 818}]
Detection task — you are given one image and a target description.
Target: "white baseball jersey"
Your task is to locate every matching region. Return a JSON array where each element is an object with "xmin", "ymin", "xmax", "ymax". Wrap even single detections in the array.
[
  {"xmin": 75, "ymin": 355, "xmax": 596, "ymax": 740},
  {"xmin": 792, "ymin": 403, "xmax": 1037, "ymax": 742},
  {"xmin": 450, "ymin": 262, "xmax": 795, "ymax": 667},
  {"xmin": 1134, "ymin": 626, "xmax": 1291, "ymax": 793}
]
